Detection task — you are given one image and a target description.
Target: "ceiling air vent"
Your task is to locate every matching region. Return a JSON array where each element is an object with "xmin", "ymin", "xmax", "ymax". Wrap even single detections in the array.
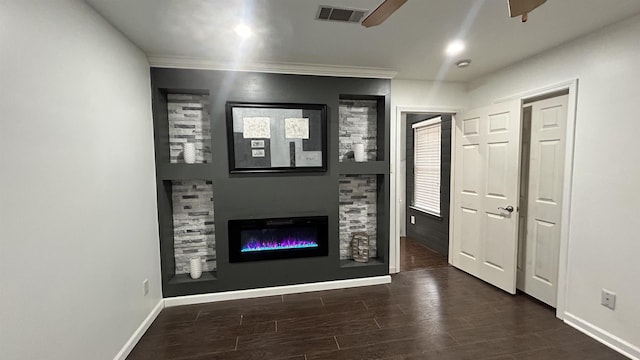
[{"xmin": 316, "ymin": 5, "xmax": 367, "ymax": 23}]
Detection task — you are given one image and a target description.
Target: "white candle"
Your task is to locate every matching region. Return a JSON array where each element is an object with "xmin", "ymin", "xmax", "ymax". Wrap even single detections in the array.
[
  {"xmin": 353, "ymin": 143, "xmax": 366, "ymax": 162},
  {"xmin": 189, "ymin": 257, "xmax": 202, "ymax": 279},
  {"xmin": 183, "ymin": 143, "xmax": 196, "ymax": 164}
]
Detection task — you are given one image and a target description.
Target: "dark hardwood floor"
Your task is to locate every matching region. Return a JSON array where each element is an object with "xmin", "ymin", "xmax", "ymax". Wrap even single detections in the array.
[
  {"xmin": 400, "ymin": 236, "xmax": 449, "ymax": 272},
  {"xmin": 128, "ymin": 238, "xmax": 625, "ymax": 360}
]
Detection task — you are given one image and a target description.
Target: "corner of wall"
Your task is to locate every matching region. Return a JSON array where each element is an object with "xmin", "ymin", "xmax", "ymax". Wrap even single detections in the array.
[{"xmin": 113, "ymin": 300, "xmax": 164, "ymax": 360}]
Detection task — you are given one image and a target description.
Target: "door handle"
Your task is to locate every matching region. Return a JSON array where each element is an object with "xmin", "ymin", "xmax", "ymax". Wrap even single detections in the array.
[{"xmin": 498, "ymin": 205, "xmax": 514, "ymax": 213}]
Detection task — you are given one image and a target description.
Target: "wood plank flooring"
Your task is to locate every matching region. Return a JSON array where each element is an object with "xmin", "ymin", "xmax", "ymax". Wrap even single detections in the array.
[
  {"xmin": 128, "ymin": 238, "xmax": 625, "ymax": 360},
  {"xmin": 400, "ymin": 237, "xmax": 449, "ymax": 271}
]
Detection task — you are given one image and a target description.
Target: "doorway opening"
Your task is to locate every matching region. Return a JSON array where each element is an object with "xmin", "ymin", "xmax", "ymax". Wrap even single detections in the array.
[{"xmin": 400, "ymin": 112, "xmax": 455, "ymax": 271}]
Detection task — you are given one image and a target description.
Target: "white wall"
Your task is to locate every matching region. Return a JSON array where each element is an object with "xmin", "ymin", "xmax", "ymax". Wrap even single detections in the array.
[
  {"xmin": 389, "ymin": 80, "xmax": 468, "ymax": 272},
  {"xmin": 468, "ymin": 14, "xmax": 640, "ymax": 357},
  {"xmin": 0, "ymin": 1, "xmax": 161, "ymax": 359}
]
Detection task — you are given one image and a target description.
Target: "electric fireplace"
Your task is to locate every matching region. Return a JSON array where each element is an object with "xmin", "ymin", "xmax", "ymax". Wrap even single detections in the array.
[{"xmin": 228, "ymin": 216, "xmax": 328, "ymax": 263}]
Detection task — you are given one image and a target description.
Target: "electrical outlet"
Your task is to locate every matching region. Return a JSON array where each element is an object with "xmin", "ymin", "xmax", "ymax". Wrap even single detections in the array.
[
  {"xmin": 601, "ymin": 289, "xmax": 616, "ymax": 310},
  {"xmin": 143, "ymin": 279, "xmax": 149, "ymax": 296},
  {"xmin": 410, "ymin": 215, "xmax": 415, "ymax": 225}
]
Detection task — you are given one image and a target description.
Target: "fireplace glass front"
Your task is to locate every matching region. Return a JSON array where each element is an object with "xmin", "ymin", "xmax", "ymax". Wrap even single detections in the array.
[{"xmin": 228, "ymin": 216, "xmax": 328, "ymax": 263}]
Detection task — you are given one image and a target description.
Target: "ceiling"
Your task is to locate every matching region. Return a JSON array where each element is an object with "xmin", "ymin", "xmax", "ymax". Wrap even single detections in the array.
[{"xmin": 86, "ymin": 0, "xmax": 640, "ymax": 81}]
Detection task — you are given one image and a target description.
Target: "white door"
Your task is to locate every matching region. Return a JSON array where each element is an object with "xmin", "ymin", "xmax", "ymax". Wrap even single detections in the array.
[
  {"xmin": 451, "ymin": 100, "xmax": 522, "ymax": 294},
  {"xmin": 518, "ymin": 95, "xmax": 568, "ymax": 306}
]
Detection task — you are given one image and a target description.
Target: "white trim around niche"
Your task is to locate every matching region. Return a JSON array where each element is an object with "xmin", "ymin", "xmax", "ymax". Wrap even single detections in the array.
[{"xmin": 147, "ymin": 56, "xmax": 399, "ymax": 79}]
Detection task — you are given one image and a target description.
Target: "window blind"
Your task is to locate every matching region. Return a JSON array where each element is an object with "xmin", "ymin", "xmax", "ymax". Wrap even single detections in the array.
[{"xmin": 412, "ymin": 118, "xmax": 441, "ymax": 216}]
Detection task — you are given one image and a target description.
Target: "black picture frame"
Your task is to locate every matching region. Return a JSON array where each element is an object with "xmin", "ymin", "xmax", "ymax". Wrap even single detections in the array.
[{"xmin": 226, "ymin": 102, "xmax": 328, "ymax": 174}]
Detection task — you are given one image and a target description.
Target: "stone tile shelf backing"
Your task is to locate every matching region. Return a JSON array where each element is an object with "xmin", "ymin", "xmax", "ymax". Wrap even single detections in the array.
[
  {"xmin": 172, "ymin": 180, "xmax": 216, "ymax": 274},
  {"xmin": 338, "ymin": 99, "xmax": 378, "ymax": 162},
  {"xmin": 167, "ymin": 93, "xmax": 212, "ymax": 163},
  {"xmin": 339, "ymin": 175, "xmax": 377, "ymax": 260}
]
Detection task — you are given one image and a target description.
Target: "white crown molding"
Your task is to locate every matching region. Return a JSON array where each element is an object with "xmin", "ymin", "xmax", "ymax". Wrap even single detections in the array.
[{"xmin": 147, "ymin": 55, "xmax": 398, "ymax": 79}]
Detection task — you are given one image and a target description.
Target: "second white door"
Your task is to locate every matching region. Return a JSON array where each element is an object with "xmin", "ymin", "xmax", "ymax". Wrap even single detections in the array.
[{"xmin": 517, "ymin": 95, "xmax": 569, "ymax": 307}]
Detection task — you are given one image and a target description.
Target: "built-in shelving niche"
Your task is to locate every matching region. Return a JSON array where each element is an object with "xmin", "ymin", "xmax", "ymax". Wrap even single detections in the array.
[
  {"xmin": 167, "ymin": 92, "xmax": 212, "ymax": 164},
  {"xmin": 338, "ymin": 174, "xmax": 386, "ymax": 268},
  {"xmin": 337, "ymin": 94, "xmax": 387, "ymax": 271},
  {"xmin": 160, "ymin": 179, "xmax": 218, "ymax": 285},
  {"xmin": 171, "ymin": 179, "xmax": 216, "ymax": 275},
  {"xmin": 153, "ymin": 89, "xmax": 218, "ymax": 291},
  {"xmin": 338, "ymin": 95, "xmax": 386, "ymax": 163},
  {"xmin": 158, "ymin": 179, "xmax": 217, "ymax": 285},
  {"xmin": 153, "ymin": 89, "xmax": 213, "ymax": 165}
]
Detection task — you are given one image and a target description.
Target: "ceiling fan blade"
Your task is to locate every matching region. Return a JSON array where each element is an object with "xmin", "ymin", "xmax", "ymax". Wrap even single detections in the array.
[
  {"xmin": 508, "ymin": 0, "xmax": 547, "ymax": 18},
  {"xmin": 361, "ymin": 0, "xmax": 408, "ymax": 28}
]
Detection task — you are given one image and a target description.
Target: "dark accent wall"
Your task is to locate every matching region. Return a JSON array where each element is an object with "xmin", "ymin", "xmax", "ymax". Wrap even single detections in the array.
[
  {"xmin": 151, "ymin": 68, "xmax": 390, "ymax": 297},
  {"xmin": 405, "ymin": 114, "xmax": 451, "ymax": 256}
]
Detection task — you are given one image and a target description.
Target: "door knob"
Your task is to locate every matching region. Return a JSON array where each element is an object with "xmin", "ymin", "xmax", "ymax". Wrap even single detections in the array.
[{"xmin": 498, "ymin": 205, "xmax": 514, "ymax": 213}]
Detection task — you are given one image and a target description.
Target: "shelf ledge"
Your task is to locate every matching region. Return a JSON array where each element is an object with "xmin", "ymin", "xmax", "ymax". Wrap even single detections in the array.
[
  {"xmin": 340, "ymin": 258, "xmax": 386, "ymax": 268},
  {"xmin": 168, "ymin": 271, "xmax": 217, "ymax": 284}
]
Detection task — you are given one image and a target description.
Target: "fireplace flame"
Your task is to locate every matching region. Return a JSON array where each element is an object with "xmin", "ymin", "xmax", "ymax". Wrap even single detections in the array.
[{"xmin": 241, "ymin": 237, "xmax": 319, "ymax": 253}]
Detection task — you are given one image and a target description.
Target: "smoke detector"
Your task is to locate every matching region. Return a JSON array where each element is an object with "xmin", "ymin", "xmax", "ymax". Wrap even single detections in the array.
[{"xmin": 456, "ymin": 59, "xmax": 472, "ymax": 68}]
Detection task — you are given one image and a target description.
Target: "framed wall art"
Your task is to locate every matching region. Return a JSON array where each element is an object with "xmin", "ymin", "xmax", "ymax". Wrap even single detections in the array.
[{"xmin": 226, "ymin": 102, "xmax": 327, "ymax": 174}]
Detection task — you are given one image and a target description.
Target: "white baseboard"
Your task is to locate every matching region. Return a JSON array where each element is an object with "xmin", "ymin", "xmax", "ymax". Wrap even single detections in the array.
[
  {"xmin": 164, "ymin": 275, "xmax": 392, "ymax": 307},
  {"xmin": 113, "ymin": 300, "xmax": 164, "ymax": 360},
  {"xmin": 564, "ymin": 312, "xmax": 640, "ymax": 360}
]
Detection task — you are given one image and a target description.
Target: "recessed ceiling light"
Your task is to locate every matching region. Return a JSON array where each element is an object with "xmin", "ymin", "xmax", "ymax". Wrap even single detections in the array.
[
  {"xmin": 445, "ymin": 40, "xmax": 465, "ymax": 56},
  {"xmin": 234, "ymin": 24, "xmax": 252, "ymax": 38},
  {"xmin": 456, "ymin": 59, "xmax": 472, "ymax": 68}
]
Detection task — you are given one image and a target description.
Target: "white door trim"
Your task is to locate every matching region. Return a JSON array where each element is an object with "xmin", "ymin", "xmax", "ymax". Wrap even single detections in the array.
[
  {"xmin": 391, "ymin": 105, "xmax": 462, "ymax": 274},
  {"xmin": 448, "ymin": 116, "xmax": 456, "ymax": 264},
  {"xmin": 494, "ymin": 79, "xmax": 579, "ymax": 320}
]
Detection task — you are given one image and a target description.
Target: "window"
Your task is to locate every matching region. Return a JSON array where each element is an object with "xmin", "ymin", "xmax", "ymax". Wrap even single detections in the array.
[{"xmin": 412, "ymin": 117, "xmax": 441, "ymax": 216}]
